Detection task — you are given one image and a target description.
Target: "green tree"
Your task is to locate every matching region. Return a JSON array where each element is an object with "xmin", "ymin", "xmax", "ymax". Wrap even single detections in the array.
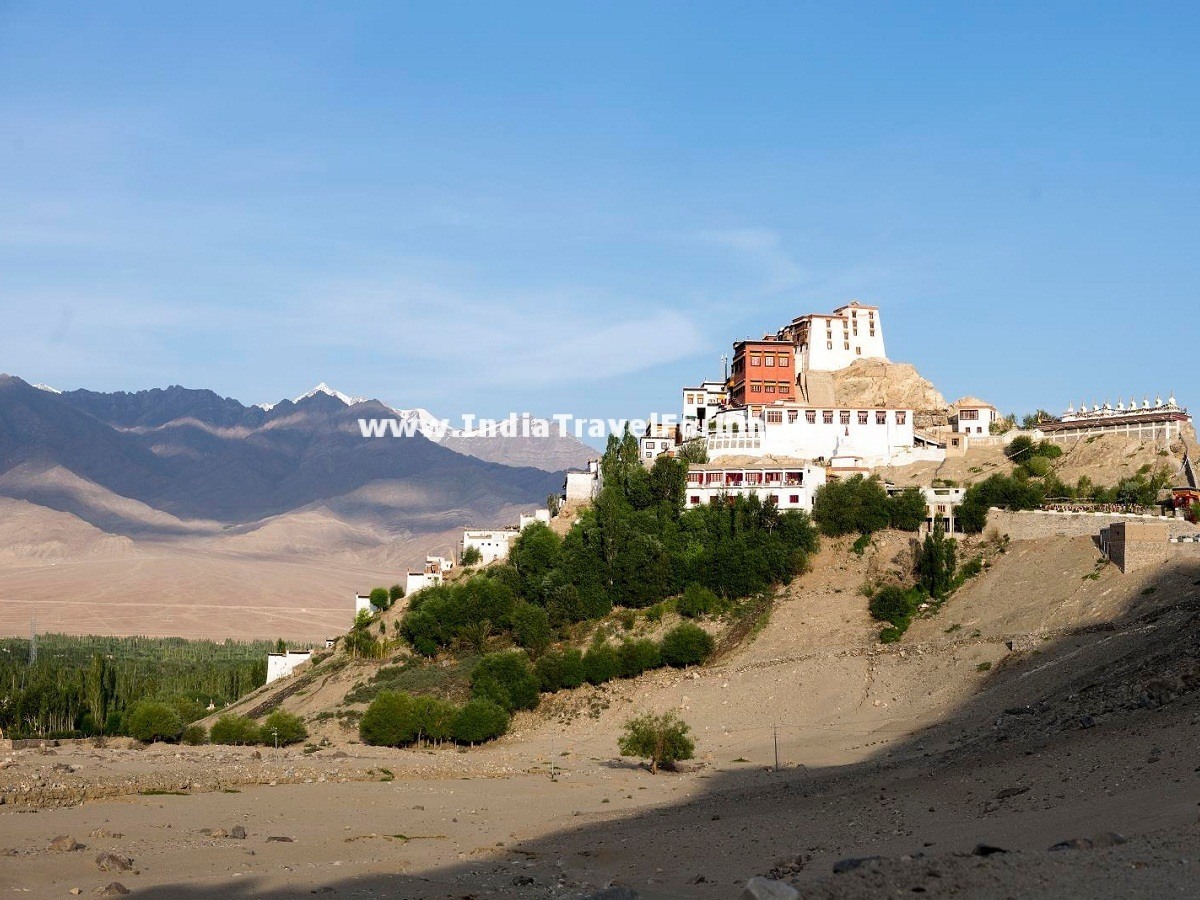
[
  {"xmin": 389, "ymin": 583, "xmax": 406, "ymax": 603},
  {"xmin": 369, "ymin": 587, "xmax": 390, "ymax": 610},
  {"xmin": 582, "ymin": 644, "xmax": 622, "ymax": 684},
  {"xmin": 1004, "ymin": 435, "xmax": 1035, "ymax": 462},
  {"xmin": 511, "ymin": 602, "xmax": 552, "ymax": 658},
  {"xmin": 887, "ymin": 487, "xmax": 928, "ymax": 532},
  {"xmin": 917, "ymin": 521, "xmax": 958, "ymax": 599},
  {"xmin": 460, "ymin": 545, "xmax": 483, "ymax": 566},
  {"xmin": 124, "ymin": 701, "xmax": 184, "ymax": 743},
  {"xmin": 676, "ymin": 583, "xmax": 720, "ymax": 618},
  {"xmin": 261, "ymin": 709, "xmax": 308, "ymax": 746},
  {"xmin": 812, "ymin": 475, "xmax": 892, "ymax": 537},
  {"xmin": 411, "ymin": 695, "xmax": 458, "ymax": 743},
  {"xmin": 452, "ymin": 699, "xmax": 509, "ymax": 744},
  {"xmin": 209, "ymin": 713, "xmax": 261, "ymax": 745},
  {"xmin": 618, "ymin": 711, "xmax": 695, "ymax": 774},
  {"xmin": 660, "ymin": 623, "xmax": 715, "ymax": 668},
  {"xmin": 470, "ymin": 652, "xmax": 540, "ymax": 712},
  {"xmin": 509, "ymin": 522, "xmax": 562, "ymax": 600},
  {"xmin": 181, "ymin": 723, "xmax": 207, "ymax": 745},
  {"xmin": 534, "ymin": 649, "xmax": 586, "ymax": 692},
  {"xmin": 359, "ymin": 691, "xmax": 419, "ymax": 747},
  {"xmin": 677, "ymin": 439, "xmax": 709, "ymax": 464},
  {"xmin": 618, "ymin": 639, "xmax": 662, "ymax": 678},
  {"xmin": 868, "ymin": 584, "xmax": 917, "ymax": 627}
]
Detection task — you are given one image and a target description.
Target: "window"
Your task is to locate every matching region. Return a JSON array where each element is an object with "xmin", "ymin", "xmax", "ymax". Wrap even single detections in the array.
[
  {"xmin": 779, "ymin": 382, "xmax": 791, "ymax": 394},
  {"xmin": 844, "ymin": 342, "xmax": 850, "ymax": 350},
  {"xmin": 961, "ymin": 409, "xmax": 980, "ymax": 421},
  {"xmin": 779, "ymin": 355, "xmax": 790, "ymax": 366},
  {"xmin": 822, "ymin": 410, "xmax": 834, "ymax": 424},
  {"xmin": 766, "ymin": 410, "xmax": 783, "ymax": 423},
  {"xmin": 826, "ymin": 341, "xmax": 833, "ymax": 350},
  {"xmin": 897, "ymin": 411, "xmax": 907, "ymax": 425},
  {"xmin": 840, "ymin": 411, "xmax": 851, "ymax": 425},
  {"xmin": 876, "ymin": 411, "xmax": 886, "ymax": 425},
  {"xmin": 856, "ymin": 347, "xmax": 862, "ymax": 355},
  {"xmin": 765, "ymin": 383, "xmax": 776, "ymax": 393},
  {"xmin": 764, "ymin": 355, "xmax": 775, "ymax": 367},
  {"xmin": 806, "ymin": 410, "xmax": 817, "ymax": 424},
  {"xmin": 788, "ymin": 410, "xmax": 798, "ymax": 423},
  {"xmin": 750, "ymin": 382, "xmax": 762, "ymax": 393},
  {"xmin": 645, "ymin": 451, "xmax": 653, "ymax": 458},
  {"xmin": 857, "ymin": 411, "xmax": 869, "ymax": 425},
  {"xmin": 690, "ymin": 496, "xmax": 701, "ymax": 505},
  {"xmin": 789, "ymin": 495, "xmax": 800, "ymax": 504},
  {"xmin": 750, "ymin": 353, "xmax": 761, "ymax": 366}
]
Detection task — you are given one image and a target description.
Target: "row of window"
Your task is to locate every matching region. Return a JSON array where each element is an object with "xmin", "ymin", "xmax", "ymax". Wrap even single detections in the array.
[
  {"xmin": 747, "ymin": 352, "xmax": 791, "ymax": 367},
  {"xmin": 747, "ymin": 381, "xmax": 792, "ymax": 395},
  {"xmin": 689, "ymin": 494, "xmax": 801, "ymax": 505},
  {"xmin": 684, "ymin": 392, "xmax": 725, "ymax": 405},
  {"xmin": 761, "ymin": 409, "xmax": 907, "ymax": 425}
]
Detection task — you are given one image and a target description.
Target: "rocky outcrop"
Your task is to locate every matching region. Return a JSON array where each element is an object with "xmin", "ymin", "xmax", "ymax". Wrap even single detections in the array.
[{"xmin": 828, "ymin": 359, "xmax": 951, "ymax": 427}]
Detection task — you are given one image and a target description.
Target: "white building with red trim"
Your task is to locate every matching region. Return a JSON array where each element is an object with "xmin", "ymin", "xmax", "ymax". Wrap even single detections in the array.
[{"xmin": 684, "ymin": 461, "xmax": 827, "ymax": 512}]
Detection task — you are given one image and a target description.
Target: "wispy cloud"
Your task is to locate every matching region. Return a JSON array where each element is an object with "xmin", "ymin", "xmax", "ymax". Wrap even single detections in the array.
[{"xmin": 696, "ymin": 227, "xmax": 808, "ymax": 297}]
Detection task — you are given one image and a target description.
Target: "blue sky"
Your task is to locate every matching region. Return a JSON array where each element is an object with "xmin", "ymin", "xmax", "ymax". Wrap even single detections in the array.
[{"xmin": 2, "ymin": 2, "xmax": 1197, "ymax": 426}]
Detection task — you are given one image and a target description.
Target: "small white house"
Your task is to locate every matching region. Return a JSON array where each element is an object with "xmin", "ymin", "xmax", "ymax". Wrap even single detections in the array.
[
  {"xmin": 639, "ymin": 422, "xmax": 681, "ymax": 464},
  {"xmin": 886, "ymin": 484, "xmax": 968, "ymax": 533},
  {"xmin": 266, "ymin": 650, "xmax": 311, "ymax": 685},
  {"xmin": 564, "ymin": 459, "xmax": 602, "ymax": 501},
  {"xmin": 519, "ymin": 509, "xmax": 552, "ymax": 530},
  {"xmin": 684, "ymin": 462, "xmax": 827, "ymax": 513},
  {"xmin": 681, "ymin": 380, "xmax": 729, "ymax": 439},
  {"xmin": 463, "ymin": 528, "xmax": 519, "ymax": 564},
  {"xmin": 354, "ymin": 592, "xmax": 378, "ymax": 617},
  {"xmin": 426, "ymin": 555, "xmax": 454, "ymax": 573},
  {"xmin": 405, "ymin": 568, "xmax": 444, "ymax": 597},
  {"xmin": 951, "ymin": 397, "xmax": 998, "ymax": 435}
]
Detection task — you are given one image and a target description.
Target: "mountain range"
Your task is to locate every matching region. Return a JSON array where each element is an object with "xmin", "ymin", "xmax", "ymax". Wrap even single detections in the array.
[{"xmin": 0, "ymin": 374, "xmax": 594, "ymax": 640}]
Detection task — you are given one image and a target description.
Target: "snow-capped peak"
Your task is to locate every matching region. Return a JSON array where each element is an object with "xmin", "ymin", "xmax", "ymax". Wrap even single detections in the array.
[
  {"xmin": 33, "ymin": 383, "xmax": 62, "ymax": 394},
  {"xmin": 384, "ymin": 406, "xmax": 457, "ymax": 441},
  {"xmin": 253, "ymin": 401, "xmax": 276, "ymax": 412},
  {"xmin": 293, "ymin": 382, "xmax": 367, "ymax": 406}
]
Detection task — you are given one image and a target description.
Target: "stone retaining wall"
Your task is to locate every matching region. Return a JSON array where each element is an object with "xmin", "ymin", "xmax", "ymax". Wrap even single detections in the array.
[{"xmin": 988, "ymin": 509, "xmax": 1200, "ymax": 542}]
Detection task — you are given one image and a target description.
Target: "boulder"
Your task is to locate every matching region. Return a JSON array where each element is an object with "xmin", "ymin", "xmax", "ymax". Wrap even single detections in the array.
[
  {"xmin": 95, "ymin": 852, "xmax": 133, "ymax": 872},
  {"xmin": 230, "ymin": 825, "xmax": 247, "ymax": 840},
  {"xmin": 100, "ymin": 884, "xmax": 130, "ymax": 896},
  {"xmin": 742, "ymin": 876, "xmax": 800, "ymax": 899},
  {"xmin": 49, "ymin": 835, "xmax": 83, "ymax": 852}
]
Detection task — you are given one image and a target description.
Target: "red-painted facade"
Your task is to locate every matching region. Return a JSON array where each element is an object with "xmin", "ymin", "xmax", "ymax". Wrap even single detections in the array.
[{"xmin": 728, "ymin": 339, "xmax": 796, "ymax": 407}]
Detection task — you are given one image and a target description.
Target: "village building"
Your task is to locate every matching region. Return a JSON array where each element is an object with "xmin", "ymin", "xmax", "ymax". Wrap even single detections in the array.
[
  {"xmin": 564, "ymin": 459, "xmax": 602, "ymax": 501},
  {"xmin": 727, "ymin": 337, "xmax": 797, "ymax": 407},
  {"xmin": 1041, "ymin": 395, "xmax": 1190, "ymax": 444},
  {"xmin": 354, "ymin": 592, "xmax": 379, "ymax": 617},
  {"xmin": 685, "ymin": 460, "xmax": 827, "ymax": 512},
  {"xmin": 462, "ymin": 527, "xmax": 519, "ymax": 564},
  {"xmin": 886, "ymin": 484, "xmax": 967, "ymax": 533},
  {"xmin": 518, "ymin": 509, "xmax": 552, "ymax": 530},
  {"xmin": 265, "ymin": 650, "xmax": 311, "ymax": 685},
  {"xmin": 640, "ymin": 421, "xmax": 682, "ymax": 463},
  {"xmin": 950, "ymin": 397, "xmax": 998, "ymax": 435},
  {"xmin": 681, "ymin": 380, "xmax": 729, "ymax": 439},
  {"xmin": 405, "ymin": 557, "xmax": 446, "ymax": 596},
  {"xmin": 705, "ymin": 402, "xmax": 941, "ymax": 469},
  {"xmin": 774, "ymin": 301, "xmax": 887, "ymax": 372}
]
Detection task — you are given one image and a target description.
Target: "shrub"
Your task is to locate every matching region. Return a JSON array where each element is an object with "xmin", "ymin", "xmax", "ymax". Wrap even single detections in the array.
[
  {"xmin": 411, "ymin": 695, "xmax": 457, "ymax": 742},
  {"xmin": 887, "ymin": 487, "xmax": 929, "ymax": 532},
  {"xmin": 359, "ymin": 691, "xmax": 418, "ymax": 747},
  {"xmin": 261, "ymin": 709, "xmax": 308, "ymax": 746},
  {"xmin": 660, "ymin": 623, "xmax": 715, "ymax": 668},
  {"xmin": 389, "ymin": 583, "xmax": 405, "ymax": 603},
  {"xmin": 851, "ymin": 533, "xmax": 872, "ymax": 556},
  {"xmin": 676, "ymin": 584, "xmax": 720, "ymax": 618},
  {"xmin": 1004, "ymin": 435, "xmax": 1034, "ymax": 461},
  {"xmin": 618, "ymin": 711, "xmax": 695, "ymax": 774},
  {"xmin": 534, "ymin": 649, "xmax": 586, "ymax": 692},
  {"xmin": 181, "ymin": 723, "xmax": 207, "ymax": 746},
  {"xmin": 868, "ymin": 584, "xmax": 916, "ymax": 626},
  {"xmin": 369, "ymin": 586, "xmax": 391, "ymax": 610},
  {"xmin": 879, "ymin": 626, "xmax": 904, "ymax": 643},
  {"xmin": 209, "ymin": 713, "xmax": 261, "ymax": 746},
  {"xmin": 582, "ymin": 644, "xmax": 622, "ymax": 685},
  {"xmin": 124, "ymin": 701, "xmax": 184, "ymax": 743},
  {"xmin": 1023, "ymin": 456, "xmax": 1051, "ymax": 478},
  {"xmin": 470, "ymin": 652, "xmax": 540, "ymax": 712},
  {"xmin": 812, "ymin": 475, "xmax": 892, "ymax": 537},
  {"xmin": 460, "ymin": 545, "xmax": 483, "ymax": 566},
  {"xmin": 1035, "ymin": 440, "xmax": 1063, "ymax": 459},
  {"xmin": 452, "ymin": 699, "xmax": 510, "ymax": 744},
  {"xmin": 618, "ymin": 639, "xmax": 662, "ymax": 678},
  {"xmin": 511, "ymin": 602, "xmax": 552, "ymax": 657}
]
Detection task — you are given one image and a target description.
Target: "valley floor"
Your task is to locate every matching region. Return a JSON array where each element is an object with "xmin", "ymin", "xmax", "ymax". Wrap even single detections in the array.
[{"xmin": 4, "ymin": 534, "xmax": 1199, "ymax": 897}]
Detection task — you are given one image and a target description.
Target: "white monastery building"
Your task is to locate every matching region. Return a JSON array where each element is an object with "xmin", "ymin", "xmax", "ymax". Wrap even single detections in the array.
[
  {"xmin": 266, "ymin": 650, "xmax": 312, "ymax": 685},
  {"xmin": 685, "ymin": 462, "xmax": 827, "ymax": 511},
  {"xmin": 775, "ymin": 301, "xmax": 887, "ymax": 372},
  {"xmin": 564, "ymin": 459, "xmax": 602, "ymax": 502},
  {"xmin": 951, "ymin": 397, "xmax": 998, "ymax": 435},
  {"xmin": 681, "ymin": 380, "xmax": 729, "ymax": 439}
]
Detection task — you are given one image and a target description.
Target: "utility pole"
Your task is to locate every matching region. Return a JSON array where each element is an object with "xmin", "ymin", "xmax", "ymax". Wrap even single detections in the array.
[{"xmin": 773, "ymin": 724, "xmax": 779, "ymax": 771}]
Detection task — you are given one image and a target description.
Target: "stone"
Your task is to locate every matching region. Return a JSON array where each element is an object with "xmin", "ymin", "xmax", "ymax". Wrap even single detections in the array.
[
  {"xmin": 995, "ymin": 786, "xmax": 1030, "ymax": 800},
  {"xmin": 69, "ymin": 889, "xmax": 82, "ymax": 895},
  {"xmin": 200, "ymin": 828, "xmax": 229, "ymax": 838},
  {"xmin": 229, "ymin": 825, "xmax": 247, "ymax": 840},
  {"xmin": 742, "ymin": 876, "xmax": 801, "ymax": 899},
  {"xmin": 581, "ymin": 888, "xmax": 638, "ymax": 900},
  {"xmin": 49, "ymin": 835, "xmax": 83, "ymax": 852},
  {"xmin": 973, "ymin": 844, "xmax": 1009, "ymax": 857},
  {"xmin": 1079, "ymin": 715, "xmax": 1097, "ymax": 729},
  {"xmin": 95, "ymin": 852, "xmax": 133, "ymax": 872},
  {"xmin": 88, "ymin": 829, "xmax": 122, "ymax": 840},
  {"xmin": 266, "ymin": 836, "xmax": 294, "ymax": 843},
  {"xmin": 832, "ymin": 856, "xmax": 882, "ymax": 874},
  {"xmin": 100, "ymin": 884, "xmax": 130, "ymax": 896}
]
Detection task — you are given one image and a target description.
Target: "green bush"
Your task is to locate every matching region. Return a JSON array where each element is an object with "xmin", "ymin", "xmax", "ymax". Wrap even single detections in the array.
[
  {"xmin": 261, "ymin": 709, "xmax": 308, "ymax": 746},
  {"xmin": 1023, "ymin": 456, "xmax": 1052, "ymax": 477},
  {"xmin": 389, "ymin": 583, "xmax": 405, "ymax": 603},
  {"xmin": 879, "ymin": 626, "xmax": 904, "ymax": 643},
  {"xmin": 660, "ymin": 623, "xmax": 715, "ymax": 668},
  {"xmin": 452, "ymin": 699, "xmax": 510, "ymax": 744},
  {"xmin": 369, "ymin": 586, "xmax": 390, "ymax": 610},
  {"xmin": 868, "ymin": 585, "xmax": 916, "ymax": 626},
  {"xmin": 181, "ymin": 723, "xmax": 207, "ymax": 746},
  {"xmin": 618, "ymin": 639, "xmax": 662, "ymax": 678},
  {"xmin": 582, "ymin": 644, "xmax": 622, "ymax": 685},
  {"xmin": 887, "ymin": 487, "xmax": 929, "ymax": 532},
  {"xmin": 359, "ymin": 691, "xmax": 419, "ymax": 747},
  {"xmin": 851, "ymin": 533, "xmax": 872, "ymax": 556},
  {"xmin": 125, "ymin": 701, "xmax": 184, "ymax": 743},
  {"xmin": 618, "ymin": 711, "xmax": 695, "ymax": 774},
  {"xmin": 812, "ymin": 475, "xmax": 891, "ymax": 537},
  {"xmin": 511, "ymin": 602, "xmax": 552, "ymax": 657},
  {"xmin": 460, "ymin": 545, "xmax": 483, "ymax": 566},
  {"xmin": 676, "ymin": 584, "xmax": 720, "ymax": 618},
  {"xmin": 411, "ymin": 695, "xmax": 458, "ymax": 742},
  {"xmin": 534, "ymin": 649, "xmax": 586, "ymax": 692},
  {"xmin": 1035, "ymin": 440, "xmax": 1063, "ymax": 459},
  {"xmin": 209, "ymin": 713, "xmax": 261, "ymax": 746},
  {"xmin": 470, "ymin": 652, "xmax": 540, "ymax": 712}
]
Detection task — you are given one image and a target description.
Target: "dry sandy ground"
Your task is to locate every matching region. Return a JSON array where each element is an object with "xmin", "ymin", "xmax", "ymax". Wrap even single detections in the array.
[{"xmin": 4, "ymin": 534, "xmax": 1200, "ymax": 897}]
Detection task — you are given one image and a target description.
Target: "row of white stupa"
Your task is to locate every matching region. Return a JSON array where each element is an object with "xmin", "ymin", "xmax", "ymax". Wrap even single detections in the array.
[{"xmin": 1062, "ymin": 394, "xmax": 1180, "ymax": 421}]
